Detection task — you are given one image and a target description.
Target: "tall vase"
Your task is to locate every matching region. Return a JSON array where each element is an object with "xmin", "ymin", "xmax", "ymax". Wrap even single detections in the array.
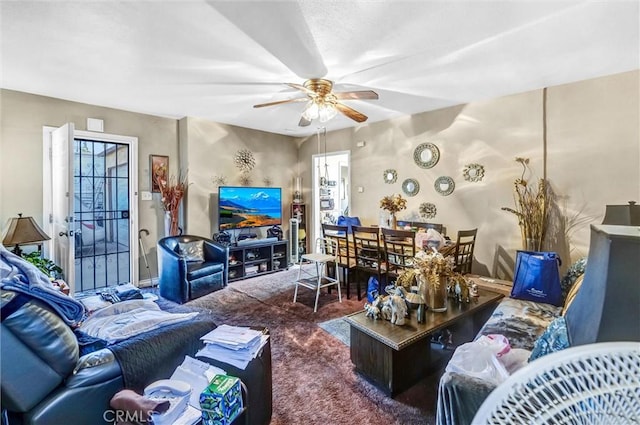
[
  {"xmin": 390, "ymin": 213, "xmax": 397, "ymax": 230},
  {"xmin": 425, "ymin": 276, "xmax": 448, "ymax": 312},
  {"xmin": 164, "ymin": 211, "xmax": 172, "ymax": 237}
]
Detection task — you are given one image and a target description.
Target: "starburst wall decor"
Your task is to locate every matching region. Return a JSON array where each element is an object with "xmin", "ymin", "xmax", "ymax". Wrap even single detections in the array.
[{"xmin": 234, "ymin": 149, "xmax": 256, "ymax": 173}]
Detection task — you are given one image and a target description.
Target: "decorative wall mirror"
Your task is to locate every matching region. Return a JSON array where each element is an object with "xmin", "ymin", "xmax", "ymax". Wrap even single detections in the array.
[
  {"xmin": 434, "ymin": 176, "xmax": 455, "ymax": 196},
  {"xmin": 383, "ymin": 169, "xmax": 397, "ymax": 184},
  {"xmin": 402, "ymin": 178, "xmax": 420, "ymax": 197},
  {"xmin": 414, "ymin": 143, "xmax": 440, "ymax": 169},
  {"xmin": 463, "ymin": 163, "xmax": 485, "ymax": 182}
]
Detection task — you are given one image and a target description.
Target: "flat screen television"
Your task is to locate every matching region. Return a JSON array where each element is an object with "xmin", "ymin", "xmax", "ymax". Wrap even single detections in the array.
[{"xmin": 218, "ymin": 186, "xmax": 282, "ymax": 231}]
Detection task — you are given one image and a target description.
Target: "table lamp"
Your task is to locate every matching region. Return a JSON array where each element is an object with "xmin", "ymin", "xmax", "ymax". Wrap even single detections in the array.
[{"xmin": 2, "ymin": 213, "xmax": 51, "ymax": 256}]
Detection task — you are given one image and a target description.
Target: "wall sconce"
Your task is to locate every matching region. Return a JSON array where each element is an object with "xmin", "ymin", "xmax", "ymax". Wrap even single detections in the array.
[{"xmin": 2, "ymin": 213, "xmax": 51, "ymax": 256}]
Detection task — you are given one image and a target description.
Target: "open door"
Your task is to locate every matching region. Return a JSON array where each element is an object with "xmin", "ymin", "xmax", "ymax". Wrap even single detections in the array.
[{"xmin": 51, "ymin": 123, "xmax": 76, "ymax": 293}]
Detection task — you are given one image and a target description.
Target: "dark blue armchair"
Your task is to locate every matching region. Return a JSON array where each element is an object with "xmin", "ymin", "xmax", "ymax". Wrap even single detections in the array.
[{"xmin": 157, "ymin": 235, "xmax": 229, "ymax": 304}]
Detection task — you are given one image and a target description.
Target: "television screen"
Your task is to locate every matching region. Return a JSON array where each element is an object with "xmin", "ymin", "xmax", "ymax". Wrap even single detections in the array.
[{"xmin": 218, "ymin": 186, "xmax": 282, "ymax": 231}]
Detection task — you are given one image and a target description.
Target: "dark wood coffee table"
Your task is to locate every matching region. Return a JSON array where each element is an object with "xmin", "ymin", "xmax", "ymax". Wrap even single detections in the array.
[{"xmin": 345, "ymin": 289, "xmax": 503, "ymax": 396}]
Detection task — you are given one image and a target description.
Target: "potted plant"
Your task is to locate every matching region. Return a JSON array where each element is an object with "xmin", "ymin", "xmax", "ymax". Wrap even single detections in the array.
[{"xmin": 22, "ymin": 251, "xmax": 63, "ymax": 279}]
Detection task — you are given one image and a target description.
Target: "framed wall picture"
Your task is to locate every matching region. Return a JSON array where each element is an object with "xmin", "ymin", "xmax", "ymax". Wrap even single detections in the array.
[{"xmin": 150, "ymin": 155, "xmax": 168, "ymax": 193}]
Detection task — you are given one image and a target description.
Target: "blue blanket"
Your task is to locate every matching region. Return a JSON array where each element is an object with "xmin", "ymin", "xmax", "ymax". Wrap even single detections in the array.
[{"xmin": 0, "ymin": 244, "xmax": 86, "ymax": 326}]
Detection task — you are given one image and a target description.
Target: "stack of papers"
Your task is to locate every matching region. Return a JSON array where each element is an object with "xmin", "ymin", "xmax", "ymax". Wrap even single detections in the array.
[{"xmin": 196, "ymin": 324, "xmax": 269, "ymax": 369}]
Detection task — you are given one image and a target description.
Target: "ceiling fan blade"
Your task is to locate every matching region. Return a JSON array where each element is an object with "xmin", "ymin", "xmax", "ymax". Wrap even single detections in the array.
[
  {"xmin": 335, "ymin": 90, "xmax": 379, "ymax": 101},
  {"xmin": 286, "ymin": 83, "xmax": 317, "ymax": 96},
  {"xmin": 335, "ymin": 102, "xmax": 368, "ymax": 123},
  {"xmin": 253, "ymin": 97, "xmax": 308, "ymax": 108},
  {"xmin": 298, "ymin": 116, "xmax": 312, "ymax": 127}
]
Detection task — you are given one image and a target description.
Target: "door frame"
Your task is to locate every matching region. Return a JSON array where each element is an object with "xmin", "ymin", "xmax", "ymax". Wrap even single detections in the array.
[
  {"xmin": 311, "ymin": 150, "xmax": 351, "ymax": 244},
  {"xmin": 43, "ymin": 126, "xmax": 140, "ymax": 287}
]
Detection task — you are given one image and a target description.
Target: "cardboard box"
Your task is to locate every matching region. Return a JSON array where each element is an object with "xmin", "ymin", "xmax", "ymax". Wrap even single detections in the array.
[{"xmin": 200, "ymin": 374, "xmax": 243, "ymax": 425}]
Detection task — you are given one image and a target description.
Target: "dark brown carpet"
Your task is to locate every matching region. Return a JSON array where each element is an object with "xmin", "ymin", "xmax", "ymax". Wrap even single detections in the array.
[{"xmin": 185, "ymin": 267, "xmax": 441, "ymax": 425}]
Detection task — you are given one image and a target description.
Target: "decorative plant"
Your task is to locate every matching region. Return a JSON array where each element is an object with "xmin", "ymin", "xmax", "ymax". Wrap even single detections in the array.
[
  {"xmin": 22, "ymin": 251, "xmax": 63, "ymax": 279},
  {"xmin": 501, "ymin": 157, "xmax": 549, "ymax": 251},
  {"xmin": 153, "ymin": 166, "xmax": 187, "ymax": 236},
  {"xmin": 379, "ymin": 194, "xmax": 407, "ymax": 215}
]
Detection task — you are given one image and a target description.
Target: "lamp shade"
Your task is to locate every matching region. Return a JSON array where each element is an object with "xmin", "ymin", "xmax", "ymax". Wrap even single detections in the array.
[
  {"xmin": 2, "ymin": 214, "xmax": 50, "ymax": 247},
  {"xmin": 564, "ymin": 224, "xmax": 640, "ymax": 346},
  {"xmin": 602, "ymin": 201, "xmax": 640, "ymax": 225}
]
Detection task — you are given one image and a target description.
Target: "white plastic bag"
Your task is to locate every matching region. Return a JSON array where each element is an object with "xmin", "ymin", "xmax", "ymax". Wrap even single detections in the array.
[{"xmin": 445, "ymin": 335, "xmax": 512, "ymax": 385}]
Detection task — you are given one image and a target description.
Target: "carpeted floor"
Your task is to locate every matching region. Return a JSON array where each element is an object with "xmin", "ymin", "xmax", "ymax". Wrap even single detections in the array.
[{"xmin": 184, "ymin": 266, "xmax": 443, "ymax": 425}]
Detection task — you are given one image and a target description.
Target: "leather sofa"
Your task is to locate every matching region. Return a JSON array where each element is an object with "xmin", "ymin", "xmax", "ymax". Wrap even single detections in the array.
[
  {"xmin": 1, "ymin": 289, "xmax": 273, "ymax": 425},
  {"xmin": 157, "ymin": 235, "xmax": 229, "ymax": 304}
]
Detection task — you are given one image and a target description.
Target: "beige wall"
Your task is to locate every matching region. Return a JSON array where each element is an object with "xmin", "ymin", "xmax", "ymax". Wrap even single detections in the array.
[
  {"xmin": 178, "ymin": 116, "xmax": 298, "ymax": 238},
  {"xmin": 2, "ymin": 70, "xmax": 638, "ymax": 282},
  {"xmin": 298, "ymin": 70, "xmax": 640, "ymax": 277}
]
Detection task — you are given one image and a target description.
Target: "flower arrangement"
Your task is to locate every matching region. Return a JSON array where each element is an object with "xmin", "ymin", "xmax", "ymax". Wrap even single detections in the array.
[
  {"xmin": 379, "ymin": 194, "xmax": 407, "ymax": 214},
  {"xmin": 152, "ymin": 166, "xmax": 187, "ymax": 236},
  {"xmin": 501, "ymin": 157, "xmax": 549, "ymax": 251},
  {"xmin": 413, "ymin": 249, "xmax": 455, "ymax": 287}
]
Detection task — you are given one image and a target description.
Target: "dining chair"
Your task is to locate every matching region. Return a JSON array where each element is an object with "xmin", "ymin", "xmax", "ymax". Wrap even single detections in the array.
[
  {"xmin": 453, "ymin": 228, "xmax": 478, "ymax": 274},
  {"xmin": 293, "ymin": 237, "xmax": 341, "ymax": 312},
  {"xmin": 381, "ymin": 228, "xmax": 417, "ymax": 281},
  {"xmin": 322, "ymin": 223, "xmax": 357, "ymax": 299},
  {"xmin": 351, "ymin": 225, "xmax": 387, "ymax": 300},
  {"xmin": 413, "ymin": 222, "xmax": 445, "ymax": 235}
]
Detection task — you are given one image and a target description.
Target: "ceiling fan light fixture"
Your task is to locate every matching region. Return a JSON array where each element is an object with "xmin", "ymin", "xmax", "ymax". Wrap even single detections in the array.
[
  {"xmin": 318, "ymin": 103, "xmax": 338, "ymax": 122},
  {"xmin": 302, "ymin": 100, "xmax": 319, "ymax": 120}
]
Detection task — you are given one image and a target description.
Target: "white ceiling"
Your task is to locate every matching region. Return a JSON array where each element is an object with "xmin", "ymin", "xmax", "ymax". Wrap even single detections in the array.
[{"xmin": 2, "ymin": 1, "xmax": 638, "ymax": 137}]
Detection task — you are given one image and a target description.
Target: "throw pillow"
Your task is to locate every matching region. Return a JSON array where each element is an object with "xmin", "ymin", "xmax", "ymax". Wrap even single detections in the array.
[
  {"xmin": 178, "ymin": 241, "xmax": 205, "ymax": 262},
  {"xmin": 559, "ymin": 257, "xmax": 587, "ymax": 301},
  {"xmin": 528, "ymin": 316, "xmax": 570, "ymax": 362},
  {"xmin": 561, "ymin": 274, "xmax": 584, "ymax": 316}
]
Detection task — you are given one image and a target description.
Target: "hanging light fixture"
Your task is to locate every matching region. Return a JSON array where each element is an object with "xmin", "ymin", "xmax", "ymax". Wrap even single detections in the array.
[{"xmin": 302, "ymin": 91, "xmax": 338, "ymax": 123}]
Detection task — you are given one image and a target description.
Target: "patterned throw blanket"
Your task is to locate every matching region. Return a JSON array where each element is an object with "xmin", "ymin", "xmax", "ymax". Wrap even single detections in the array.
[{"xmin": 0, "ymin": 243, "xmax": 85, "ymax": 326}]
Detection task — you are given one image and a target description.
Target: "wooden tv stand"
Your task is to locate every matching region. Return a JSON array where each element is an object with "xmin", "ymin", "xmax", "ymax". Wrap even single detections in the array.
[{"xmin": 227, "ymin": 239, "xmax": 289, "ymax": 282}]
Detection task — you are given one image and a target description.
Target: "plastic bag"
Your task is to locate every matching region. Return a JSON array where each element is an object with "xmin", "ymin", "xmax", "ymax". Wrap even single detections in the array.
[
  {"xmin": 367, "ymin": 276, "xmax": 379, "ymax": 302},
  {"xmin": 445, "ymin": 335, "xmax": 511, "ymax": 385}
]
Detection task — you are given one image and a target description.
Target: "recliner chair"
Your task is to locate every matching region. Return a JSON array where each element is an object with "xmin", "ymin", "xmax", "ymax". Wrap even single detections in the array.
[
  {"xmin": 0, "ymin": 289, "xmax": 215, "ymax": 425},
  {"xmin": 157, "ymin": 235, "xmax": 229, "ymax": 304}
]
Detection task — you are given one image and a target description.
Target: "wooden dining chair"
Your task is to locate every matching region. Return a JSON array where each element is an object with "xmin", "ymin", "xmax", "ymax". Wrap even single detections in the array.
[
  {"xmin": 322, "ymin": 223, "xmax": 357, "ymax": 299},
  {"xmin": 381, "ymin": 228, "xmax": 417, "ymax": 281},
  {"xmin": 412, "ymin": 221, "xmax": 445, "ymax": 235},
  {"xmin": 351, "ymin": 225, "xmax": 387, "ymax": 300},
  {"xmin": 453, "ymin": 228, "xmax": 478, "ymax": 274}
]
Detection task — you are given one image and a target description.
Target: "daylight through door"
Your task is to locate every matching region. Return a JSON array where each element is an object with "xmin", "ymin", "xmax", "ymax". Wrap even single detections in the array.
[{"xmin": 74, "ymin": 139, "xmax": 132, "ymax": 292}]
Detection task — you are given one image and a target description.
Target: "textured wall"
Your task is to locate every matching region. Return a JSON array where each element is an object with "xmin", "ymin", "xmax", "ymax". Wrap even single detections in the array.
[
  {"xmin": 1, "ymin": 70, "xmax": 638, "ymax": 282},
  {"xmin": 297, "ymin": 70, "xmax": 639, "ymax": 277}
]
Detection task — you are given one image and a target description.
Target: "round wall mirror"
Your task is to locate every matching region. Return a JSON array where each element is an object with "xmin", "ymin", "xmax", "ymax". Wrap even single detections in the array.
[
  {"xmin": 383, "ymin": 169, "xmax": 397, "ymax": 184},
  {"xmin": 402, "ymin": 178, "xmax": 420, "ymax": 197},
  {"xmin": 434, "ymin": 176, "xmax": 455, "ymax": 196},
  {"xmin": 414, "ymin": 143, "xmax": 440, "ymax": 169},
  {"xmin": 463, "ymin": 163, "xmax": 485, "ymax": 182}
]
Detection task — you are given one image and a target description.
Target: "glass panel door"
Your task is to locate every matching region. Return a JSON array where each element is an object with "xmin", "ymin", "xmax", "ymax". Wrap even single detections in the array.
[{"xmin": 74, "ymin": 139, "xmax": 131, "ymax": 292}]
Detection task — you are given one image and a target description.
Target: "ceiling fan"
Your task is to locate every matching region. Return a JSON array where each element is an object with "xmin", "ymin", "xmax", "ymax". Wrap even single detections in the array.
[{"xmin": 253, "ymin": 79, "xmax": 378, "ymax": 127}]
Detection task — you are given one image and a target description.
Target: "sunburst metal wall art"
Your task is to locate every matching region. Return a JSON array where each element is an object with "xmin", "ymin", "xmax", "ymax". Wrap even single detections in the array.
[
  {"xmin": 239, "ymin": 172, "xmax": 252, "ymax": 186},
  {"xmin": 419, "ymin": 202, "xmax": 437, "ymax": 219},
  {"xmin": 212, "ymin": 175, "xmax": 227, "ymax": 187},
  {"xmin": 234, "ymin": 149, "xmax": 256, "ymax": 172}
]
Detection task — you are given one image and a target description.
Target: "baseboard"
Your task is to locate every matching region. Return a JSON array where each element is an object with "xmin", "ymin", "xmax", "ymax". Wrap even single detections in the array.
[{"xmin": 137, "ymin": 277, "xmax": 156, "ymax": 288}]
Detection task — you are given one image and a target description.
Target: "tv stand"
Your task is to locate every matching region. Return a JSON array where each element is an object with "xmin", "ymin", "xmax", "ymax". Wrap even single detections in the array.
[{"xmin": 228, "ymin": 239, "xmax": 289, "ymax": 282}]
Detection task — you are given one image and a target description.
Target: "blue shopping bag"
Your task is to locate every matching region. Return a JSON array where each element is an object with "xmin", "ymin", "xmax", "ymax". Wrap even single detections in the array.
[{"xmin": 511, "ymin": 251, "xmax": 563, "ymax": 306}]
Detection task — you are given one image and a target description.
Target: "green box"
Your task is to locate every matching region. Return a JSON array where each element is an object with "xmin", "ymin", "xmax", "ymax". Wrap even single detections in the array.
[{"xmin": 199, "ymin": 374, "xmax": 243, "ymax": 425}]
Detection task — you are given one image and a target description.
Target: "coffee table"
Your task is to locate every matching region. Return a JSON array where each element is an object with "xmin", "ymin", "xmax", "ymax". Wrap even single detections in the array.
[{"xmin": 345, "ymin": 289, "xmax": 503, "ymax": 396}]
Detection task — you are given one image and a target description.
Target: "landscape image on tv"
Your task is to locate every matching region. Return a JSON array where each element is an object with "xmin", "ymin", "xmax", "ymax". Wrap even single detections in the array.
[{"xmin": 218, "ymin": 186, "xmax": 282, "ymax": 230}]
